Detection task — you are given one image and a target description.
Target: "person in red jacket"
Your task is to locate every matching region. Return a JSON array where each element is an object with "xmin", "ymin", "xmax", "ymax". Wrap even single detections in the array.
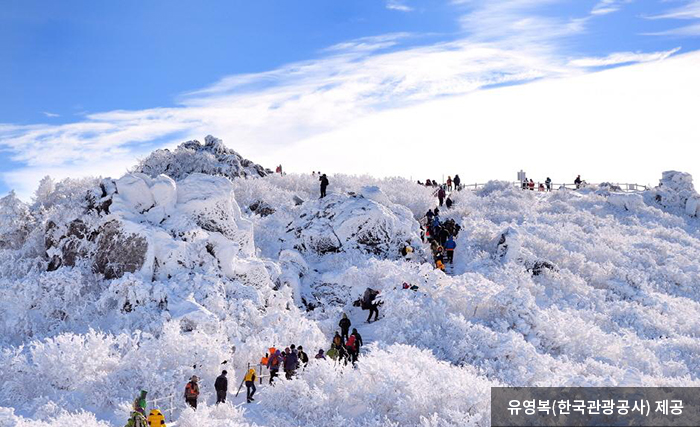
[{"xmin": 346, "ymin": 334, "xmax": 358, "ymax": 364}]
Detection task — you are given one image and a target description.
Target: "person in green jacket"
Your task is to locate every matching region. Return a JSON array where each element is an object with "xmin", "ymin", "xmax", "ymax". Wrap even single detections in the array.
[{"xmin": 133, "ymin": 390, "xmax": 147, "ymax": 414}]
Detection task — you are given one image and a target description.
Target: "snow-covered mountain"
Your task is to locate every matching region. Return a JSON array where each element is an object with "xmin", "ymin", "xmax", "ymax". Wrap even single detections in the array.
[{"xmin": 2, "ymin": 137, "xmax": 700, "ymax": 427}]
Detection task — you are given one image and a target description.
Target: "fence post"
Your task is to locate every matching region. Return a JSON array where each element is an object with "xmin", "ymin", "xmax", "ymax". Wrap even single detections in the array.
[{"xmin": 169, "ymin": 395, "xmax": 174, "ymax": 423}]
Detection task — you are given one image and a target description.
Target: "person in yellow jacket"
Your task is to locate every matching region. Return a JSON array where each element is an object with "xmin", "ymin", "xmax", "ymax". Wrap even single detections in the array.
[
  {"xmin": 244, "ymin": 368, "xmax": 257, "ymax": 403},
  {"xmin": 147, "ymin": 409, "xmax": 166, "ymax": 426}
]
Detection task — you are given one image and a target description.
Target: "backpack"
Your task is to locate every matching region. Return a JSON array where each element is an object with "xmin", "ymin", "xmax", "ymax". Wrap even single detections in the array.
[
  {"xmin": 125, "ymin": 412, "xmax": 147, "ymax": 427},
  {"xmin": 185, "ymin": 382, "xmax": 198, "ymax": 399}
]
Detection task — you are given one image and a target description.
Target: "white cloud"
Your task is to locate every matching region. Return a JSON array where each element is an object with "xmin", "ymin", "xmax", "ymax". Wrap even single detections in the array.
[
  {"xmin": 42, "ymin": 112, "xmax": 60, "ymax": 118},
  {"xmin": 455, "ymin": 0, "xmax": 590, "ymax": 45},
  {"xmin": 645, "ymin": 1, "xmax": 700, "ymax": 36},
  {"xmin": 386, "ymin": 0, "xmax": 414, "ymax": 12},
  {"xmin": 648, "ymin": 1, "xmax": 700, "ymax": 20},
  {"xmin": 591, "ymin": 0, "xmax": 633, "ymax": 16},
  {"xmin": 569, "ymin": 47, "xmax": 681, "ymax": 67}
]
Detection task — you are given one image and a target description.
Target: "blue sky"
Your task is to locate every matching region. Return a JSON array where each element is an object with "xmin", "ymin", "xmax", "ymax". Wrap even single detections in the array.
[{"xmin": 2, "ymin": 0, "xmax": 700, "ymax": 198}]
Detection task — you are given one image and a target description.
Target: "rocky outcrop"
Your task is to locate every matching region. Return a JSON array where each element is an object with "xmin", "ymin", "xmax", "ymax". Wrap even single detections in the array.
[
  {"xmin": 647, "ymin": 171, "xmax": 700, "ymax": 217},
  {"xmin": 284, "ymin": 186, "xmax": 421, "ymax": 257},
  {"xmin": 133, "ymin": 135, "xmax": 272, "ymax": 181}
]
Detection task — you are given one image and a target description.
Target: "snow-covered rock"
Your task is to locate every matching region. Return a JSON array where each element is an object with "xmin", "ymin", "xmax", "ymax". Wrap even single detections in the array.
[
  {"xmin": 283, "ymin": 186, "xmax": 421, "ymax": 257},
  {"xmin": 648, "ymin": 170, "xmax": 700, "ymax": 217},
  {"xmin": 134, "ymin": 135, "xmax": 272, "ymax": 181},
  {"xmin": 608, "ymin": 192, "xmax": 644, "ymax": 211}
]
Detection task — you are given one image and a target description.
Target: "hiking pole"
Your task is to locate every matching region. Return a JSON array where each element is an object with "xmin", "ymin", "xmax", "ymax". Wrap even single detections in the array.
[
  {"xmin": 235, "ymin": 363, "xmax": 249, "ymax": 397},
  {"xmin": 235, "ymin": 377, "xmax": 246, "ymax": 397}
]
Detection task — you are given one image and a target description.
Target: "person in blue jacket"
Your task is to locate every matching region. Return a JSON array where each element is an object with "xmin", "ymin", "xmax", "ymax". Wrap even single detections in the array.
[{"xmin": 445, "ymin": 236, "xmax": 457, "ymax": 264}]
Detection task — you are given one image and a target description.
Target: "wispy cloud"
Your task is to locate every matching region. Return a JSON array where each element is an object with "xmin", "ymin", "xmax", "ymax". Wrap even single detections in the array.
[
  {"xmin": 0, "ymin": 1, "xmax": 691, "ymax": 199},
  {"xmin": 569, "ymin": 47, "xmax": 681, "ymax": 67},
  {"xmin": 42, "ymin": 112, "xmax": 60, "ymax": 118},
  {"xmin": 645, "ymin": 0, "xmax": 700, "ymax": 36},
  {"xmin": 591, "ymin": 0, "xmax": 633, "ymax": 16},
  {"xmin": 648, "ymin": 0, "xmax": 700, "ymax": 20},
  {"xmin": 386, "ymin": 0, "xmax": 414, "ymax": 12},
  {"xmin": 454, "ymin": 0, "xmax": 590, "ymax": 45}
]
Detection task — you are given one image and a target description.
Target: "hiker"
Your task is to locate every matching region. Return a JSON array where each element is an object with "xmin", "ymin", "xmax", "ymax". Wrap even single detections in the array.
[
  {"xmin": 574, "ymin": 175, "xmax": 582, "ymax": 189},
  {"xmin": 346, "ymin": 334, "xmax": 358, "ymax": 364},
  {"xmin": 400, "ymin": 244, "xmax": 413, "ymax": 257},
  {"xmin": 439, "ymin": 227, "xmax": 450, "ymax": 247},
  {"xmin": 319, "ymin": 174, "xmax": 329, "ymax": 198},
  {"xmin": 437, "ymin": 187, "xmax": 446, "ymax": 206},
  {"xmin": 522, "ymin": 179, "xmax": 527, "ymax": 190},
  {"xmin": 453, "ymin": 174, "xmax": 461, "ymax": 191},
  {"xmin": 432, "ymin": 180, "xmax": 437, "ymax": 186},
  {"xmin": 545, "ymin": 177, "xmax": 552, "ymax": 191},
  {"xmin": 326, "ymin": 346, "xmax": 339, "ymax": 361},
  {"xmin": 285, "ymin": 345, "xmax": 298, "ymax": 379},
  {"xmin": 298, "ymin": 345, "xmax": 309, "ymax": 367},
  {"xmin": 315, "ymin": 349, "xmax": 326, "ymax": 360},
  {"xmin": 434, "ymin": 245, "xmax": 445, "ymax": 264},
  {"xmin": 244, "ymin": 368, "xmax": 257, "ymax": 403},
  {"xmin": 214, "ymin": 370, "xmax": 228, "ymax": 404},
  {"xmin": 351, "ymin": 328, "xmax": 363, "ymax": 356},
  {"xmin": 433, "ymin": 207, "xmax": 439, "ymax": 217},
  {"xmin": 445, "ymin": 196, "xmax": 453, "ymax": 209},
  {"xmin": 133, "ymin": 390, "xmax": 147, "ymax": 414},
  {"xmin": 367, "ymin": 296, "xmax": 380, "ymax": 323},
  {"xmin": 436, "ymin": 259, "xmax": 445, "ymax": 271},
  {"xmin": 333, "ymin": 331, "xmax": 343, "ymax": 349},
  {"xmin": 425, "ymin": 210, "xmax": 434, "ymax": 225},
  {"xmin": 147, "ymin": 409, "xmax": 166, "ymax": 427},
  {"xmin": 445, "ymin": 236, "xmax": 456, "ymax": 264},
  {"xmin": 538, "ymin": 183, "xmax": 545, "ymax": 191},
  {"xmin": 267, "ymin": 349, "xmax": 282, "ymax": 384},
  {"xmin": 339, "ymin": 313, "xmax": 351, "ymax": 342},
  {"xmin": 126, "ymin": 410, "xmax": 148, "ymax": 427},
  {"xmin": 528, "ymin": 179, "xmax": 535, "ymax": 190},
  {"xmin": 260, "ymin": 352, "xmax": 269, "ymax": 367},
  {"xmin": 447, "ymin": 176, "xmax": 453, "ymax": 191},
  {"xmin": 430, "ymin": 239, "xmax": 439, "ymax": 254},
  {"xmin": 184, "ymin": 376, "xmax": 199, "ymax": 409}
]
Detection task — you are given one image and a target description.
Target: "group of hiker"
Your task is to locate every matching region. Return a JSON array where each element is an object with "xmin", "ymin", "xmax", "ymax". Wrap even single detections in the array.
[
  {"xmin": 521, "ymin": 177, "xmax": 553, "ymax": 191},
  {"xmin": 125, "ymin": 390, "xmax": 166, "ymax": 427},
  {"xmin": 420, "ymin": 174, "xmax": 461, "ymax": 191},
  {"xmin": 521, "ymin": 175, "xmax": 585, "ymax": 191},
  {"xmin": 327, "ymin": 314, "xmax": 365, "ymax": 364},
  {"xmin": 424, "ymin": 207, "xmax": 460, "ymax": 271},
  {"xmin": 261, "ymin": 343, "xmax": 310, "ymax": 385}
]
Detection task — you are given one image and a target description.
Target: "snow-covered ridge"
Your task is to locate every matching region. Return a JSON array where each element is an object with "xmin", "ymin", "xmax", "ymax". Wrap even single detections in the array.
[{"xmin": 3, "ymin": 138, "xmax": 700, "ymax": 426}]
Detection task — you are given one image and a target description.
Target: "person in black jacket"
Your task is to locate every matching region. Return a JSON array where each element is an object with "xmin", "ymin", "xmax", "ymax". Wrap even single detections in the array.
[
  {"xmin": 214, "ymin": 370, "xmax": 228, "ymax": 404},
  {"xmin": 351, "ymin": 328, "xmax": 363, "ymax": 357},
  {"xmin": 320, "ymin": 174, "xmax": 329, "ymax": 198},
  {"xmin": 453, "ymin": 174, "xmax": 461, "ymax": 191},
  {"xmin": 339, "ymin": 313, "xmax": 351, "ymax": 342},
  {"xmin": 297, "ymin": 345, "xmax": 309, "ymax": 368}
]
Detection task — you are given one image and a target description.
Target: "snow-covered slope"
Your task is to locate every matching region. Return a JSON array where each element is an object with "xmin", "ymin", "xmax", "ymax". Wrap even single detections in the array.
[{"xmin": 2, "ymin": 140, "xmax": 700, "ymax": 427}]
